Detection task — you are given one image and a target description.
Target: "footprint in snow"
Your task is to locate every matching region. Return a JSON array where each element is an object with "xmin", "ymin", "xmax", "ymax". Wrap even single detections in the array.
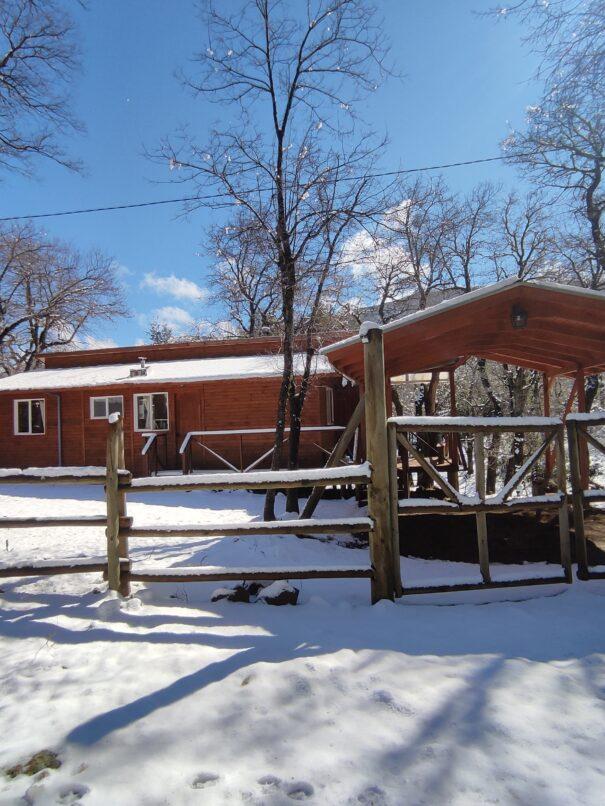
[
  {"xmin": 356, "ymin": 785, "xmax": 388, "ymax": 805},
  {"xmin": 286, "ymin": 781, "xmax": 314, "ymax": 801},
  {"xmin": 192, "ymin": 772, "xmax": 220, "ymax": 789},
  {"xmin": 372, "ymin": 690, "xmax": 414, "ymax": 716},
  {"xmin": 257, "ymin": 775, "xmax": 282, "ymax": 789},
  {"xmin": 58, "ymin": 784, "xmax": 90, "ymax": 803}
]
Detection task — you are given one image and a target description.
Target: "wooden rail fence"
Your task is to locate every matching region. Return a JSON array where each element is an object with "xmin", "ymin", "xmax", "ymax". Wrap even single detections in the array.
[{"xmin": 1, "ymin": 394, "xmax": 604, "ymax": 603}]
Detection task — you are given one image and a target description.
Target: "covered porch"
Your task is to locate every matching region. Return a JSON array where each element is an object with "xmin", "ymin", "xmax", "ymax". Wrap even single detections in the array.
[{"xmin": 318, "ymin": 278, "xmax": 605, "ymax": 596}]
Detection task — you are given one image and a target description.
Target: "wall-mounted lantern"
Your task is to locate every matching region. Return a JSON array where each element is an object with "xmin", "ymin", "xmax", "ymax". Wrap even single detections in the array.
[{"xmin": 511, "ymin": 304, "xmax": 528, "ymax": 329}]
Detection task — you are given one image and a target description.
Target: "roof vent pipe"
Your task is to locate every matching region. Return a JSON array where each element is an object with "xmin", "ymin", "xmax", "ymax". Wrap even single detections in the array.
[{"xmin": 129, "ymin": 356, "xmax": 149, "ymax": 378}]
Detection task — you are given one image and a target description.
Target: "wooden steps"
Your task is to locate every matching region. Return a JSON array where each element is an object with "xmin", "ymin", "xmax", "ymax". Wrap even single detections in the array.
[
  {"xmin": 129, "ymin": 564, "xmax": 373, "ymax": 583},
  {"xmin": 126, "ymin": 516, "xmax": 372, "ymax": 538}
]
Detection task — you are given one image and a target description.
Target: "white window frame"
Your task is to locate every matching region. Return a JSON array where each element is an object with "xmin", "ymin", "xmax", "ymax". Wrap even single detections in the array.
[
  {"xmin": 89, "ymin": 395, "xmax": 124, "ymax": 420},
  {"xmin": 14, "ymin": 398, "xmax": 46, "ymax": 435},
  {"xmin": 325, "ymin": 387, "xmax": 335, "ymax": 425},
  {"xmin": 133, "ymin": 392, "xmax": 169, "ymax": 432}
]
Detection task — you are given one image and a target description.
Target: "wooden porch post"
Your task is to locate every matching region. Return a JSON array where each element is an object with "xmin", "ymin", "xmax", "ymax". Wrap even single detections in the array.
[
  {"xmin": 474, "ymin": 434, "xmax": 491, "ymax": 584},
  {"xmin": 567, "ymin": 418, "xmax": 589, "ymax": 579},
  {"xmin": 543, "ymin": 374, "xmax": 555, "ymax": 481},
  {"xmin": 448, "ymin": 369, "xmax": 459, "ymax": 490},
  {"xmin": 576, "ymin": 368, "xmax": 590, "ymax": 490},
  {"xmin": 363, "ymin": 325, "xmax": 395, "ymax": 602}
]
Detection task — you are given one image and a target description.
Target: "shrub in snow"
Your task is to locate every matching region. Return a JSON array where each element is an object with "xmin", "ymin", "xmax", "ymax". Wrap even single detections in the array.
[{"xmin": 257, "ymin": 580, "xmax": 299, "ymax": 606}]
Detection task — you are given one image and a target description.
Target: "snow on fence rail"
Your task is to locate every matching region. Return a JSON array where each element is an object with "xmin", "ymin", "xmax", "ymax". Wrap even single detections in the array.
[
  {"xmin": 0, "ymin": 466, "xmax": 131, "ymax": 484},
  {"xmin": 566, "ymin": 412, "xmax": 605, "ymax": 581}
]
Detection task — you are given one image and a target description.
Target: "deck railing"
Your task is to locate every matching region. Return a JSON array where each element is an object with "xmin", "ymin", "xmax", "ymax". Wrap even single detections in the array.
[
  {"xmin": 179, "ymin": 425, "xmax": 346, "ymax": 475},
  {"xmin": 387, "ymin": 415, "xmax": 572, "ymax": 594},
  {"xmin": 566, "ymin": 412, "xmax": 605, "ymax": 580}
]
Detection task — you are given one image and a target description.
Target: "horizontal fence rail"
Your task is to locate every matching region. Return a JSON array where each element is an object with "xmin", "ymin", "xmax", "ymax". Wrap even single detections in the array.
[{"xmin": 0, "ymin": 467, "xmax": 131, "ymax": 485}]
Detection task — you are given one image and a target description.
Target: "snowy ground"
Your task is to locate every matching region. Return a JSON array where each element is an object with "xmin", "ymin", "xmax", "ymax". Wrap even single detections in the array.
[{"xmin": 1, "ymin": 484, "xmax": 605, "ymax": 805}]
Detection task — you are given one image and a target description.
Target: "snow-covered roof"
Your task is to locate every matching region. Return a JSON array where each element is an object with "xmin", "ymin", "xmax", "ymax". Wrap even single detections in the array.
[
  {"xmin": 0, "ymin": 352, "xmax": 335, "ymax": 393},
  {"xmin": 320, "ymin": 279, "xmax": 605, "ymax": 356}
]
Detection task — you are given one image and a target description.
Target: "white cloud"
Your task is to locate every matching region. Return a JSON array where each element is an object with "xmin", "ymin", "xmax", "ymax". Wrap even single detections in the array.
[
  {"xmin": 141, "ymin": 273, "xmax": 208, "ymax": 302},
  {"xmin": 153, "ymin": 306, "xmax": 195, "ymax": 326},
  {"xmin": 81, "ymin": 335, "xmax": 119, "ymax": 350}
]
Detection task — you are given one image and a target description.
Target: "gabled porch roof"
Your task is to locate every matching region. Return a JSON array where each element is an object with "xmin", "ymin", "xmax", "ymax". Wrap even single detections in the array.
[{"xmin": 321, "ymin": 279, "xmax": 605, "ymax": 382}]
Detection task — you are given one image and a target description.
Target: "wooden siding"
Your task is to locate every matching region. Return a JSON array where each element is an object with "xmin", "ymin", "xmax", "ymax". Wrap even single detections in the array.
[{"xmin": 0, "ymin": 376, "xmax": 359, "ymax": 476}]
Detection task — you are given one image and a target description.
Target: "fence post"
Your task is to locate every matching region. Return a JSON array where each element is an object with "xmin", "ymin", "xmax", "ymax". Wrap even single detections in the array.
[
  {"xmin": 566, "ymin": 419, "xmax": 589, "ymax": 579},
  {"xmin": 473, "ymin": 434, "xmax": 491, "ymax": 584},
  {"xmin": 117, "ymin": 416, "xmax": 130, "ymax": 596},
  {"xmin": 362, "ymin": 325, "xmax": 395, "ymax": 603},
  {"xmin": 106, "ymin": 413, "xmax": 123, "ymax": 593}
]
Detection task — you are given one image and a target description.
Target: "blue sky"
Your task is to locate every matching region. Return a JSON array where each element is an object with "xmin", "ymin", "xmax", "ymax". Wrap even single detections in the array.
[{"xmin": 2, "ymin": 0, "xmax": 540, "ymax": 347}]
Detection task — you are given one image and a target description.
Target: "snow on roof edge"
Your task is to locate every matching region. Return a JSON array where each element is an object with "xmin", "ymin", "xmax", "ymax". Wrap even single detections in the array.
[{"xmin": 0, "ymin": 352, "xmax": 337, "ymax": 394}]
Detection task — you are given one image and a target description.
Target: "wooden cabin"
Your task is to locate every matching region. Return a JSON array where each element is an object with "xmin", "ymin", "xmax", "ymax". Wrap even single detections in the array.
[{"xmin": 0, "ymin": 335, "xmax": 358, "ymax": 476}]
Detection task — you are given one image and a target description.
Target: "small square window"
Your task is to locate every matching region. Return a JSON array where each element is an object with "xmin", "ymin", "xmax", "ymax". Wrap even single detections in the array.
[
  {"xmin": 14, "ymin": 399, "xmax": 45, "ymax": 435},
  {"xmin": 90, "ymin": 396, "xmax": 123, "ymax": 420}
]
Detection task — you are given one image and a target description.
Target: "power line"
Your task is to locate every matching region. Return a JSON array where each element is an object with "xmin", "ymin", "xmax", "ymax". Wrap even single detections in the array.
[{"xmin": 0, "ymin": 152, "xmax": 519, "ymax": 223}]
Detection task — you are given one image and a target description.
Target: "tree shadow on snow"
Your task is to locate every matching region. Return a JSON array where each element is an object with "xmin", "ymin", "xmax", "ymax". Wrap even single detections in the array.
[{"xmin": 1, "ymin": 576, "xmax": 605, "ymax": 757}]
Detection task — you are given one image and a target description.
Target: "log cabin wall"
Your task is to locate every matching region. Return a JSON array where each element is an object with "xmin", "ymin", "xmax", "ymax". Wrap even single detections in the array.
[{"xmin": 0, "ymin": 375, "xmax": 358, "ymax": 475}]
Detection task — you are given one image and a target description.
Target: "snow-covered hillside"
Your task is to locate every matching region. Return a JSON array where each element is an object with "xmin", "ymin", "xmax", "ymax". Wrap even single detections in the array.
[{"xmin": 1, "ymin": 484, "xmax": 604, "ymax": 805}]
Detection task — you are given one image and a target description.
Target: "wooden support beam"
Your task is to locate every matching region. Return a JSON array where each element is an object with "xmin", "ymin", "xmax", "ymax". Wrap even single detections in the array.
[
  {"xmin": 499, "ymin": 430, "xmax": 557, "ymax": 502},
  {"xmin": 555, "ymin": 429, "xmax": 572, "ymax": 582},
  {"xmin": 396, "ymin": 432, "xmax": 462, "ymax": 504},
  {"xmin": 363, "ymin": 326, "xmax": 395, "ymax": 603},
  {"xmin": 474, "ymin": 434, "xmax": 491, "ymax": 584},
  {"xmin": 387, "ymin": 423, "xmax": 403, "ymax": 596},
  {"xmin": 566, "ymin": 420, "xmax": 589, "ymax": 579},
  {"xmin": 581, "ymin": 427, "xmax": 605, "ymax": 458},
  {"xmin": 448, "ymin": 369, "xmax": 459, "ymax": 490},
  {"xmin": 576, "ymin": 368, "xmax": 590, "ymax": 489},
  {"xmin": 300, "ymin": 395, "xmax": 365, "ymax": 520},
  {"xmin": 543, "ymin": 374, "xmax": 555, "ymax": 481}
]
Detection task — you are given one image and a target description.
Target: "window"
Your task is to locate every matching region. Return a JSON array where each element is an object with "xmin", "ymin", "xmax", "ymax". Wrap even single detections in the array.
[
  {"xmin": 14, "ymin": 399, "xmax": 45, "ymax": 435},
  {"xmin": 325, "ymin": 387, "xmax": 335, "ymax": 425},
  {"xmin": 90, "ymin": 396, "xmax": 124, "ymax": 420},
  {"xmin": 134, "ymin": 393, "xmax": 169, "ymax": 431}
]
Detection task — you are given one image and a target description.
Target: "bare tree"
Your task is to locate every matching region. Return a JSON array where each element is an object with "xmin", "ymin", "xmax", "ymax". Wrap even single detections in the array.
[
  {"xmin": 504, "ymin": 83, "xmax": 604, "ymax": 277},
  {"xmin": 490, "ymin": 191, "xmax": 556, "ymax": 280},
  {"xmin": 446, "ymin": 182, "xmax": 498, "ymax": 292},
  {"xmin": 153, "ymin": 0, "xmax": 392, "ymax": 518},
  {"xmin": 491, "ymin": 0, "xmax": 605, "ymax": 87},
  {"xmin": 0, "ymin": 223, "xmax": 128, "ymax": 372},
  {"xmin": 207, "ymin": 213, "xmax": 280, "ymax": 336},
  {"xmin": 0, "ymin": 0, "xmax": 83, "ymax": 176}
]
